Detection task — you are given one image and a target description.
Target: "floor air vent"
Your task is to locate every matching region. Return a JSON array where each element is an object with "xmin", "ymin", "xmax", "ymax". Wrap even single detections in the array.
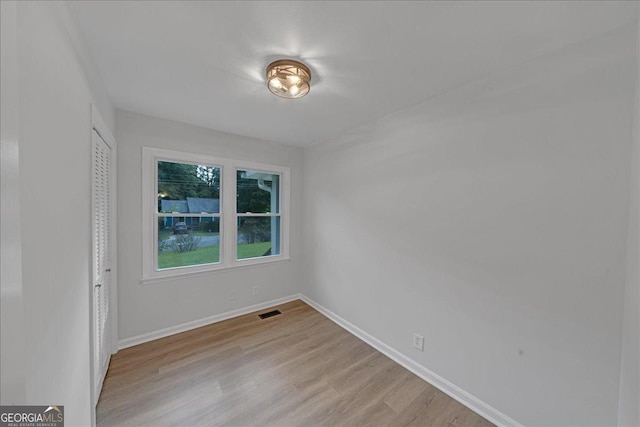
[{"xmin": 258, "ymin": 310, "xmax": 282, "ymax": 319}]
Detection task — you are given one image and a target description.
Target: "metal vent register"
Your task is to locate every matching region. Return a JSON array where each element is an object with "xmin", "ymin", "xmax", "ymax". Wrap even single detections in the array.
[{"xmin": 258, "ymin": 310, "xmax": 282, "ymax": 319}]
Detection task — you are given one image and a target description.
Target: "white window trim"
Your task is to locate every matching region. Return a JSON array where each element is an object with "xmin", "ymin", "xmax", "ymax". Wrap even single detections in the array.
[{"xmin": 141, "ymin": 147, "xmax": 290, "ymax": 283}]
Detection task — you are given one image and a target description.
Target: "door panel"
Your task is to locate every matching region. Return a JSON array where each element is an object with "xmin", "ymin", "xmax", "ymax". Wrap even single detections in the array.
[{"xmin": 92, "ymin": 128, "xmax": 111, "ymax": 401}]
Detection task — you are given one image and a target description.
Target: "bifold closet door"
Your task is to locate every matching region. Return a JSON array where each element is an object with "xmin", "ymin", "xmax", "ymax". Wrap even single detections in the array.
[{"xmin": 92, "ymin": 128, "xmax": 112, "ymax": 401}]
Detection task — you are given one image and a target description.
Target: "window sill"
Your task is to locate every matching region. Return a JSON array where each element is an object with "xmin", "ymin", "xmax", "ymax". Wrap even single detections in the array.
[{"xmin": 140, "ymin": 257, "xmax": 291, "ymax": 285}]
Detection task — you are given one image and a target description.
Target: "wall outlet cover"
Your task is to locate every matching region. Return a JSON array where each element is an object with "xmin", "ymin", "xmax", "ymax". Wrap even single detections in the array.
[{"xmin": 413, "ymin": 333, "xmax": 424, "ymax": 351}]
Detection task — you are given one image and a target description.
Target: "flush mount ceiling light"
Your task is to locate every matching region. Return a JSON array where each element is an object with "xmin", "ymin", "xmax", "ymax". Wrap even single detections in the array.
[{"xmin": 266, "ymin": 59, "xmax": 311, "ymax": 99}]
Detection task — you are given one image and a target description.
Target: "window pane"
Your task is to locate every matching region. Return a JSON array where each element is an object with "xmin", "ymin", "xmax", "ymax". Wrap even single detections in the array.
[
  {"xmin": 158, "ymin": 161, "xmax": 220, "ymax": 214},
  {"xmin": 237, "ymin": 216, "xmax": 280, "ymax": 259},
  {"xmin": 236, "ymin": 170, "xmax": 279, "ymax": 214},
  {"xmin": 158, "ymin": 217, "xmax": 220, "ymax": 269}
]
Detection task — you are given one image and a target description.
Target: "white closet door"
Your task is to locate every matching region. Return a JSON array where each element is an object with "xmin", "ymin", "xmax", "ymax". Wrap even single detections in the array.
[{"xmin": 92, "ymin": 128, "xmax": 112, "ymax": 401}]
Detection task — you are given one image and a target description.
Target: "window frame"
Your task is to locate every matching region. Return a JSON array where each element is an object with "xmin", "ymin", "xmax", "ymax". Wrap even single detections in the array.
[
  {"xmin": 142, "ymin": 147, "xmax": 290, "ymax": 283},
  {"xmin": 156, "ymin": 159, "xmax": 223, "ymax": 272},
  {"xmin": 235, "ymin": 167, "xmax": 283, "ymax": 261}
]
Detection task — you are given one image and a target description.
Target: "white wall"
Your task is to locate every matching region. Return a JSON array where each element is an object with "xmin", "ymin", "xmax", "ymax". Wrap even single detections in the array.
[
  {"xmin": 4, "ymin": 1, "xmax": 115, "ymax": 425},
  {"xmin": 302, "ymin": 24, "xmax": 637, "ymax": 426},
  {"xmin": 617, "ymin": 12, "xmax": 640, "ymax": 427},
  {"xmin": 1, "ymin": 0, "xmax": 25, "ymax": 405},
  {"xmin": 115, "ymin": 111, "xmax": 303, "ymax": 342}
]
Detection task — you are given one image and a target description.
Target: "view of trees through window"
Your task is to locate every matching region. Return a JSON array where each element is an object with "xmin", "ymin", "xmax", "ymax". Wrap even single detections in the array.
[
  {"xmin": 237, "ymin": 170, "xmax": 281, "ymax": 260},
  {"xmin": 157, "ymin": 161, "xmax": 220, "ymax": 210},
  {"xmin": 155, "ymin": 162, "xmax": 281, "ymax": 270},
  {"xmin": 157, "ymin": 161, "xmax": 221, "ymax": 269}
]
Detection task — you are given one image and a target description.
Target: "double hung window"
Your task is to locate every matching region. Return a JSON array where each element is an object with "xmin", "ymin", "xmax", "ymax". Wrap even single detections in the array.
[
  {"xmin": 236, "ymin": 170, "xmax": 282, "ymax": 260},
  {"xmin": 156, "ymin": 160, "xmax": 221, "ymax": 269},
  {"xmin": 142, "ymin": 147, "xmax": 290, "ymax": 282}
]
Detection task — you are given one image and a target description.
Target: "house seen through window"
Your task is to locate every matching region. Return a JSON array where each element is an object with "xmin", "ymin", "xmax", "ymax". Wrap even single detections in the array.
[
  {"xmin": 148, "ymin": 150, "xmax": 288, "ymax": 278},
  {"xmin": 157, "ymin": 161, "xmax": 221, "ymax": 269}
]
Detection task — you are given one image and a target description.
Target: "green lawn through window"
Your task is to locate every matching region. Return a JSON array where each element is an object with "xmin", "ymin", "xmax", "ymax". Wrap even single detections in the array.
[{"xmin": 158, "ymin": 242, "xmax": 272, "ymax": 269}]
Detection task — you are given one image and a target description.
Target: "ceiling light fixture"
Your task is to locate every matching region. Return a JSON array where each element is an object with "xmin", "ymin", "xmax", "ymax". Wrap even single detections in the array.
[{"xmin": 266, "ymin": 59, "xmax": 311, "ymax": 99}]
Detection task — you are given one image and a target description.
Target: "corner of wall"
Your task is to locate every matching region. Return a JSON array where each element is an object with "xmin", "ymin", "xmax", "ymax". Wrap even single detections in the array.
[
  {"xmin": 0, "ymin": 0, "xmax": 26, "ymax": 405},
  {"xmin": 50, "ymin": 1, "xmax": 116, "ymax": 130},
  {"xmin": 616, "ymin": 9, "xmax": 640, "ymax": 427}
]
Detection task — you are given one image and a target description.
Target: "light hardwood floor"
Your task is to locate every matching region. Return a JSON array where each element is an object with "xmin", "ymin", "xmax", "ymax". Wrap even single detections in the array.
[{"xmin": 97, "ymin": 300, "xmax": 494, "ymax": 426}]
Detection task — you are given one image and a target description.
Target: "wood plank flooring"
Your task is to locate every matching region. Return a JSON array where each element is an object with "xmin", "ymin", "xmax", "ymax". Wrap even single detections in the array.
[{"xmin": 97, "ymin": 300, "xmax": 494, "ymax": 427}]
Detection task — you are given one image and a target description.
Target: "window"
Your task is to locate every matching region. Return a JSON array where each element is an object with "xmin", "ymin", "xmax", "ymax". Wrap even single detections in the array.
[
  {"xmin": 142, "ymin": 147, "xmax": 290, "ymax": 282},
  {"xmin": 236, "ymin": 170, "xmax": 281, "ymax": 260},
  {"xmin": 156, "ymin": 161, "xmax": 221, "ymax": 270}
]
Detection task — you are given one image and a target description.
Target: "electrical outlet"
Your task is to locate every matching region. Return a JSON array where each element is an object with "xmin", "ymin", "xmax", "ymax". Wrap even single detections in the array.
[
  {"xmin": 413, "ymin": 333, "xmax": 424, "ymax": 351},
  {"xmin": 252, "ymin": 286, "xmax": 259, "ymax": 296}
]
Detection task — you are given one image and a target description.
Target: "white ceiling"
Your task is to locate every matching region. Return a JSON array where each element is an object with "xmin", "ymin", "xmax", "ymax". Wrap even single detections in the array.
[{"xmin": 70, "ymin": 1, "xmax": 637, "ymax": 147}]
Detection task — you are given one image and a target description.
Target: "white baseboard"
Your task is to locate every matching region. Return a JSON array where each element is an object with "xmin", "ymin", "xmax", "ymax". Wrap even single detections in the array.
[
  {"xmin": 118, "ymin": 294, "xmax": 302, "ymax": 350},
  {"xmin": 299, "ymin": 295, "xmax": 522, "ymax": 427},
  {"xmin": 117, "ymin": 292, "xmax": 519, "ymax": 426}
]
